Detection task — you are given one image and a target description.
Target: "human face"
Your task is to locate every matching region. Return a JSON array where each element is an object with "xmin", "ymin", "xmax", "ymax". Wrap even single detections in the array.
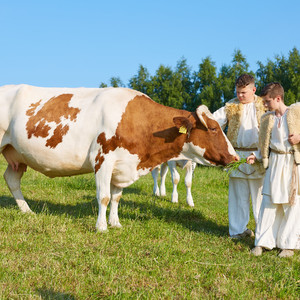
[
  {"xmin": 236, "ymin": 84, "xmax": 256, "ymax": 104},
  {"xmin": 262, "ymin": 95, "xmax": 280, "ymax": 111}
]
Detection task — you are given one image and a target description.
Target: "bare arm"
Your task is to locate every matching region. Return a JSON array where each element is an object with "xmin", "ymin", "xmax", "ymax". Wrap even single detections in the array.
[{"xmin": 288, "ymin": 133, "xmax": 300, "ymax": 145}]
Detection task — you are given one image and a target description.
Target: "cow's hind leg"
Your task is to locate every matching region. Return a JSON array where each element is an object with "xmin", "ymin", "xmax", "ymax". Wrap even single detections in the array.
[
  {"xmin": 108, "ymin": 184, "xmax": 123, "ymax": 228},
  {"xmin": 94, "ymin": 162, "xmax": 114, "ymax": 232},
  {"xmin": 4, "ymin": 164, "xmax": 32, "ymax": 213}
]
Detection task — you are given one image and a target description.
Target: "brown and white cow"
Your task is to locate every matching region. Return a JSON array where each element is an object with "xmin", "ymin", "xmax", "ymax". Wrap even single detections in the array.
[{"xmin": 0, "ymin": 84, "xmax": 238, "ymax": 231}]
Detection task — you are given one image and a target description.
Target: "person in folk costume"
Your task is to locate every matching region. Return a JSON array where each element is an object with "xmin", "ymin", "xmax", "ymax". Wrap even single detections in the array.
[
  {"xmin": 247, "ymin": 82, "xmax": 300, "ymax": 257},
  {"xmin": 213, "ymin": 74, "xmax": 266, "ymax": 238}
]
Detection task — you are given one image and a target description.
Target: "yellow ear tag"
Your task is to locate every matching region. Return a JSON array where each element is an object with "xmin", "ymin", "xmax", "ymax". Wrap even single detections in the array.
[{"xmin": 179, "ymin": 126, "xmax": 187, "ymax": 134}]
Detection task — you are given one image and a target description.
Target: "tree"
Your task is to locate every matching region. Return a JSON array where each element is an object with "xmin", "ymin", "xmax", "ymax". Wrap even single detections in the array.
[
  {"xmin": 98, "ymin": 47, "xmax": 300, "ymax": 109},
  {"xmin": 218, "ymin": 49, "xmax": 253, "ymax": 104},
  {"xmin": 110, "ymin": 77, "xmax": 125, "ymax": 87},
  {"xmin": 256, "ymin": 47, "xmax": 300, "ymax": 105},
  {"xmin": 150, "ymin": 64, "xmax": 185, "ymax": 109},
  {"xmin": 286, "ymin": 47, "xmax": 300, "ymax": 104},
  {"xmin": 192, "ymin": 56, "xmax": 221, "ymax": 111},
  {"xmin": 129, "ymin": 65, "xmax": 151, "ymax": 95},
  {"xmin": 174, "ymin": 57, "xmax": 193, "ymax": 110},
  {"xmin": 99, "ymin": 76, "xmax": 125, "ymax": 88}
]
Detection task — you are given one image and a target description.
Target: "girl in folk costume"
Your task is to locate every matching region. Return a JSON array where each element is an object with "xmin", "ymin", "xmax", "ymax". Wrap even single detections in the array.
[
  {"xmin": 248, "ymin": 82, "xmax": 300, "ymax": 257},
  {"xmin": 213, "ymin": 74, "xmax": 266, "ymax": 238}
]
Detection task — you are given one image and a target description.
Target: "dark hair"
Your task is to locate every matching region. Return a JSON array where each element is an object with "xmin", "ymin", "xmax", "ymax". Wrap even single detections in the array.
[
  {"xmin": 260, "ymin": 82, "xmax": 284, "ymax": 101},
  {"xmin": 235, "ymin": 74, "xmax": 255, "ymax": 88}
]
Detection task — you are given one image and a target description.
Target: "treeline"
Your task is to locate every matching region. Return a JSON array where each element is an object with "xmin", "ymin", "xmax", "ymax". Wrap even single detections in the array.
[{"xmin": 100, "ymin": 47, "xmax": 300, "ymax": 112}]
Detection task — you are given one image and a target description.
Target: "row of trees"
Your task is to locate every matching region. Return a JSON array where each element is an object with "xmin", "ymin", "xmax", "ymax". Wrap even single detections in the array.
[{"xmin": 100, "ymin": 47, "xmax": 300, "ymax": 112}]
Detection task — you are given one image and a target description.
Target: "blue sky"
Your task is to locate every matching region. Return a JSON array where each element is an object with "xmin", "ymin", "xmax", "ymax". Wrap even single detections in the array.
[{"xmin": 1, "ymin": 0, "xmax": 299, "ymax": 88}]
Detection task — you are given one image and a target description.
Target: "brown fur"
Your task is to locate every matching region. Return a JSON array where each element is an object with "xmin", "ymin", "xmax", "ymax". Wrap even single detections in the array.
[
  {"xmin": 26, "ymin": 94, "xmax": 81, "ymax": 148},
  {"xmin": 94, "ymin": 95, "xmax": 234, "ymax": 172}
]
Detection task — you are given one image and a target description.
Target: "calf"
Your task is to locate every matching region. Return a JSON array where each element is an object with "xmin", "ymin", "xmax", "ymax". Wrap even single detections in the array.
[{"xmin": 152, "ymin": 160, "xmax": 196, "ymax": 206}]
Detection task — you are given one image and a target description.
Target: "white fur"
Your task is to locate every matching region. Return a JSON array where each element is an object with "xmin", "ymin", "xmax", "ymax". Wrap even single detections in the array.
[{"xmin": 152, "ymin": 160, "xmax": 196, "ymax": 206}]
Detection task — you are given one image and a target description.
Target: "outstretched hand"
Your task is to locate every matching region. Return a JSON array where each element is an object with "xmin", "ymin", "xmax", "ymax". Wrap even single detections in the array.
[{"xmin": 246, "ymin": 154, "xmax": 256, "ymax": 165}]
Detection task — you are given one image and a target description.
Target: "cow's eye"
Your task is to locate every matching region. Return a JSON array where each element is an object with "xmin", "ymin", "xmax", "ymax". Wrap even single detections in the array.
[{"xmin": 209, "ymin": 127, "xmax": 217, "ymax": 132}]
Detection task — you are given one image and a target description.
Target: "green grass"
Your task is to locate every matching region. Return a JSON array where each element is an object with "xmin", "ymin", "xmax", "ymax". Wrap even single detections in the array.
[{"xmin": 0, "ymin": 156, "xmax": 299, "ymax": 299}]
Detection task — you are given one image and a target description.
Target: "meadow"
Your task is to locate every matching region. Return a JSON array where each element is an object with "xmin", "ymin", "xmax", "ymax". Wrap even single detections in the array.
[{"xmin": 0, "ymin": 156, "xmax": 299, "ymax": 299}]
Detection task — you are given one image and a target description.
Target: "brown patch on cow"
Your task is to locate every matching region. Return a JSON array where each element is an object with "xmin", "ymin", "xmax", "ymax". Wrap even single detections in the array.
[
  {"xmin": 94, "ymin": 95, "xmax": 237, "ymax": 173},
  {"xmin": 45, "ymin": 124, "xmax": 70, "ymax": 148},
  {"xmin": 94, "ymin": 96, "xmax": 190, "ymax": 173},
  {"xmin": 115, "ymin": 195, "xmax": 122, "ymax": 203},
  {"xmin": 101, "ymin": 197, "xmax": 110, "ymax": 206},
  {"xmin": 26, "ymin": 94, "xmax": 80, "ymax": 148},
  {"xmin": 95, "ymin": 151, "xmax": 105, "ymax": 173}
]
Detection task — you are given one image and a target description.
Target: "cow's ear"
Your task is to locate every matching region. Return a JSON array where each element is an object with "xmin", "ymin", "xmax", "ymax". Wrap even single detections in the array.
[
  {"xmin": 196, "ymin": 105, "xmax": 213, "ymax": 129},
  {"xmin": 173, "ymin": 117, "xmax": 193, "ymax": 135}
]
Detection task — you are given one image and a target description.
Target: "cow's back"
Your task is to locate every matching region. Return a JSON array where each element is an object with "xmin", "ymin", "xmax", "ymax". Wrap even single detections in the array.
[{"xmin": 0, "ymin": 85, "xmax": 145, "ymax": 177}]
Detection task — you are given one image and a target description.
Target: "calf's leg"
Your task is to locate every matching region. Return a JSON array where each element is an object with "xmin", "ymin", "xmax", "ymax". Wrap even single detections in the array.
[
  {"xmin": 151, "ymin": 167, "xmax": 160, "ymax": 196},
  {"xmin": 184, "ymin": 162, "xmax": 194, "ymax": 207},
  {"xmin": 159, "ymin": 163, "xmax": 168, "ymax": 197},
  {"xmin": 168, "ymin": 161, "xmax": 180, "ymax": 203}
]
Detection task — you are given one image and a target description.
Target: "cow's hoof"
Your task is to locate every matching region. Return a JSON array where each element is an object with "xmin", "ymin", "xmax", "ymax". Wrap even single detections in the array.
[
  {"xmin": 111, "ymin": 223, "xmax": 122, "ymax": 228},
  {"xmin": 22, "ymin": 209, "xmax": 35, "ymax": 214},
  {"xmin": 96, "ymin": 224, "xmax": 108, "ymax": 232},
  {"xmin": 109, "ymin": 220, "xmax": 122, "ymax": 228}
]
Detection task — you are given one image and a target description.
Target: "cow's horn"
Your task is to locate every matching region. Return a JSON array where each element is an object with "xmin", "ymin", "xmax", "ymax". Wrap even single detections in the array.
[{"xmin": 196, "ymin": 105, "xmax": 212, "ymax": 129}]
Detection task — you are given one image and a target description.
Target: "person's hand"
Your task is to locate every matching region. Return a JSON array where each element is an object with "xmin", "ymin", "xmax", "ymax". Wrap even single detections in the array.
[
  {"xmin": 247, "ymin": 154, "xmax": 256, "ymax": 165},
  {"xmin": 288, "ymin": 133, "xmax": 300, "ymax": 145}
]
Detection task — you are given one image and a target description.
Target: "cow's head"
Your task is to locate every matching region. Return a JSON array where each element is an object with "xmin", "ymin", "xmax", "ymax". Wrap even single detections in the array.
[{"xmin": 173, "ymin": 105, "xmax": 238, "ymax": 166}]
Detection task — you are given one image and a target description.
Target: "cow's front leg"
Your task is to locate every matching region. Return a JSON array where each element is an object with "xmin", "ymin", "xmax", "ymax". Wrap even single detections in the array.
[
  {"xmin": 108, "ymin": 184, "xmax": 123, "ymax": 228},
  {"xmin": 4, "ymin": 164, "xmax": 33, "ymax": 213},
  {"xmin": 94, "ymin": 163, "xmax": 113, "ymax": 232},
  {"xmin": 169, "ymin": 163, "xmax": 180, "ymax": 203}
]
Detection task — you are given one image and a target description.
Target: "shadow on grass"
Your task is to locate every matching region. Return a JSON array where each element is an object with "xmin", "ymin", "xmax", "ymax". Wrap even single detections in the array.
[
  {"xmin": 120, "ymin": 198, "xmax": 228, "ymax": 236},
  {"xmin": 0, "ymin": 192, "xmax": 228, "ymax": 237},
  {"xmin": 37, "ymin": 288, "xmax": 75, "ymax": 300}
]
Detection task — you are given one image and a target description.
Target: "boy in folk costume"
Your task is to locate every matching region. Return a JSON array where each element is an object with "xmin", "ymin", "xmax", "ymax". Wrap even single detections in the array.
[
  {"xmin": 213, "ymin": 74, "xmax": 266, "ymax": 238},
  {"xmin": 248, "ymin": 82, "xmax": 300, "ymax": 257}
]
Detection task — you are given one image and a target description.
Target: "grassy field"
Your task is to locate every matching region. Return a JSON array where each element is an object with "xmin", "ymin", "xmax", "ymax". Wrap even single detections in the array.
[{"xmin": 0, "ymin": 156, "xmax": 299, "ymax": 299}]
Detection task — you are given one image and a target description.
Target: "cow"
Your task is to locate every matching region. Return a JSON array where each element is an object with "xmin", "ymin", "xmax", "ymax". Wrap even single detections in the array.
[
  {"xmin": 0, "ymin": 84, "xmax": 238, "ymax": 231},
  {"xmin": 152, "ymin": 160, "xmax": 197, "ymax": 206}
]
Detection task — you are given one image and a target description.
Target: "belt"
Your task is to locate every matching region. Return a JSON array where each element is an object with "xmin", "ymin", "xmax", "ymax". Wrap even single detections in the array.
[
  {"xmin": 235, "ymin": 147, "xmax": 258, "ymax": 151},
  {"xmin": 271, "ymin": 149, "xmax": 294, "ymax": 154}
]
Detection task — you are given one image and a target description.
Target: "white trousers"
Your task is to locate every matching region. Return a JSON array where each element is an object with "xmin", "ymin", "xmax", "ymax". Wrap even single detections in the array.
[
  {"xmin": 255, "ymin": 195, "xmax": 300, "ymax": 250},
  {"xmin": 228, "ymin": 177, "xmax": 264, "ymax": 236}
]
